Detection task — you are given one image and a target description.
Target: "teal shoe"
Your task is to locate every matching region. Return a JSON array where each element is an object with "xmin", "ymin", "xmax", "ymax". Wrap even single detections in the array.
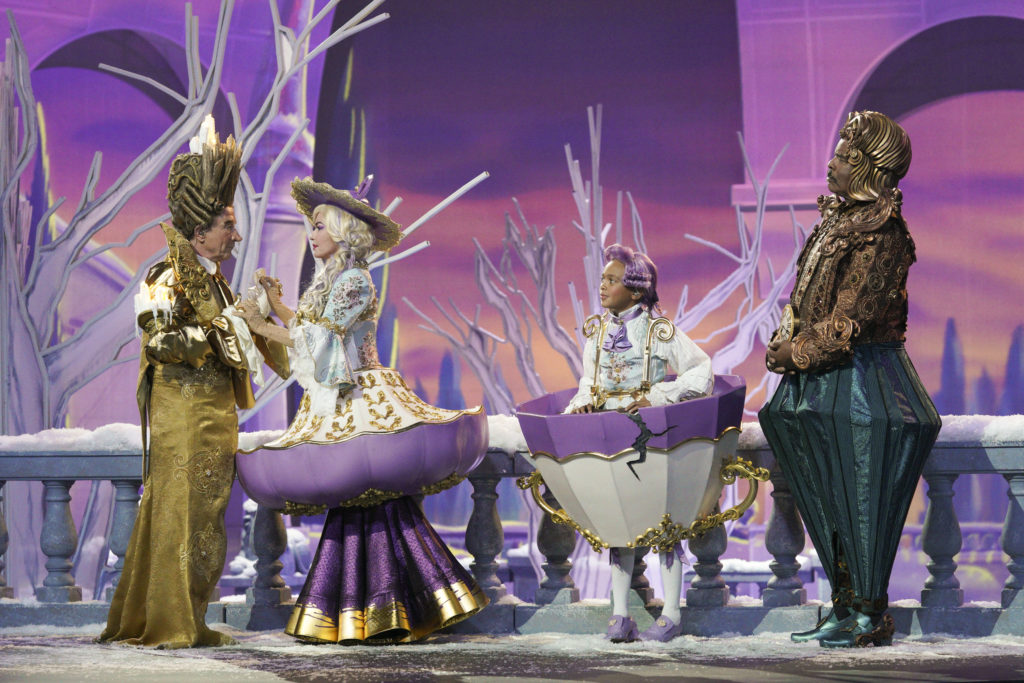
[
  {"xmin": 820, "ymin": 612, "xmax": 894, "ymax": 648},
  {"xmin": 790, "ymin": 607, "xmax": 845, "ymax": 643}
]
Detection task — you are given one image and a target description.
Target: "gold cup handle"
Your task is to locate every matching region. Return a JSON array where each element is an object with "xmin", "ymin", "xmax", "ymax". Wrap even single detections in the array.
[
  {"xmin": 516, "ymin": 471, "xmax": 609, "ymax": 553},
  {"xmin": 687, "ymin": 457, "xmax": 771, "ymax": 538}
]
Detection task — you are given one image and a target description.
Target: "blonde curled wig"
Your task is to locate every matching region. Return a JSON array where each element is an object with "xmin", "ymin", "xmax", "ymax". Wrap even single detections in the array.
[
  {"xmin": 296, "ymin": 204, "xmax": 374, "ymax": 318},
  {"xmin": 839, "ymin": 111, "xmax": 912, "ymax": 202}
]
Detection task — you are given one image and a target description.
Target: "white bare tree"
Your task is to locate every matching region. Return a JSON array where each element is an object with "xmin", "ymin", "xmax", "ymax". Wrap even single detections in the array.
[
  {"xmin": 0, "ymin": 0, "xmax": 391, "ymax": 597},
  {"xmin": 408, "ymin": 105, "xmax": 804, "ymax": 417}
]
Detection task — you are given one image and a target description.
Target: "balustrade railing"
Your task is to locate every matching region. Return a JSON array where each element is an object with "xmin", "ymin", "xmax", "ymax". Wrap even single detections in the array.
[{"xmin": 0, "ymin": 417, "xmax": 1022, "ymax": 625}]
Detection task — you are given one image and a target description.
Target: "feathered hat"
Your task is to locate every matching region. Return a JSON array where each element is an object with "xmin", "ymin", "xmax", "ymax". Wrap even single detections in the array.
[
  {"xmin": 290, "ymin": 175, "xmax": 402, "ymax": 252},
  {"xmin": 167, "ymin": 116, "xmax": 242, "ymax": 239}
]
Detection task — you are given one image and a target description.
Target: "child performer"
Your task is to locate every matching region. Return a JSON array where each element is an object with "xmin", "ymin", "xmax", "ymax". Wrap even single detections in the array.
[{"xmin": 565, "ymin": 243, "xmax": 713, "ymax": 642}]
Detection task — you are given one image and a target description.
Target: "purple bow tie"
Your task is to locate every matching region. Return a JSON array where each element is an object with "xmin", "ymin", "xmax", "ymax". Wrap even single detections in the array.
[{"xmin": 602, "ymin": 307, "xmax": 644, "ymax": 353}]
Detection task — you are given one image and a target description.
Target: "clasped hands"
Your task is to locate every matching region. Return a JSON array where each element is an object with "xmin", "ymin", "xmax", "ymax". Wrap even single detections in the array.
[
  {"xmin": 766, "ymin": 338, "xmax": 798, "ymax": 374},
  {"xmin": 236, "ymin": 268, "xmax": 283, "ymax": 332}
]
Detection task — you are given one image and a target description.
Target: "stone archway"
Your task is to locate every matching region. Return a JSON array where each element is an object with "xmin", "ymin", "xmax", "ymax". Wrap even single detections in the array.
[
  {"xmin": 842, "ymin": 16, "xmax": 1024, "ymax": 134},
  {"xmin": 36, "ymin": 29, "xmax": 233, "ymax": 125}
]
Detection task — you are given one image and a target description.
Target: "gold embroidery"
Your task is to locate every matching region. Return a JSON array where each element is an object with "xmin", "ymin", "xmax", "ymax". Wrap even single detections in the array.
[
  {"xmin": 294, "ymin": 310, "xmax": 347, "ymax": 337},
  {"xmin": 178, "ymin": 362, "xmax": 230, "ymax": 400},
  {"xmin": 364, "ymin": 390, "xmax": 388, "ymax": 406},
  {"xmin": 298, "ymin": 414, "xmax": 326, "ymax": 441},
  {"xmin": 284, "ymin": 501, "xmax": 327, "ymax": 516},
  {"xmin": 178, "ymin": 522, "xmax": 224, "ymax": 582},
  {"xmin": 390, "ymin": 385, "xmax": 455, "ymax": 422},
  {"xmin": 172, "ymin": 450, "xmax": 232, "ymax": 495},
  {"xmin": 324, "ymin": 399, "xmax": 356, "ymax": 440},
  {"xmin": 338, "ymin": 487, "xmax": 403, "ymax": 508},
  {"xmin": 420, "ymin": 472, "xmax": 465, "ymax": 496},
  {"xmin": 357, "ymin": 374, "xmax": 379, "ymax": 389}
]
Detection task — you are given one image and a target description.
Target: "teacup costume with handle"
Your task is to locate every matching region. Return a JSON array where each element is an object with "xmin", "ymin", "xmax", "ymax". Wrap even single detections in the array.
[{"xmin": 239, "ymin": 178, "xmax": 488, "ymax": 644}]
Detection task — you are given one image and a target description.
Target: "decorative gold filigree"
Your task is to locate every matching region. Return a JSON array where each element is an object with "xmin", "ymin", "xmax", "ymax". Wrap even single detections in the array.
[
  {"xmin": 357, "ymin": 374, "xmax": 379, "ymax": 389},
  {"xmin": 178, "ymin": 361, "xmax": 230, "ymax": 400},
  {"xmin": 420, "ymin": 472, "xmax": 465, "ymax": 497},
  {"xmin": 294, "ymin": 310, "xmax": 347, "ymax": 337},
  {"xmin": 338, "ymin": 487, "xmax": 403, "ymax": 508},
  {"xmin": 298, "ymin": 414, "xmax": 326, "ymax": 441},
  {"xmin": 172, "ymin": 449, "xmax": 232, "ymax": 494},
  {"xmin": 629, "ymin": 514, "xmax": 688, "ymax": 554},
  {"xmin": 324, "ymin": 413, "xmax": 356, "ymax": 440},
  {"xmin": 391, "ymin": 385, "xmax": 456, "ymax": 422},
  {"xmin": 630, "ymin": 456, "xmax": 771, "ymax": 551},
  {"xmin": 178, "ymin": 522, "xmax": 224, "ymax": 582},
  {"xmin": 516, "ymin": 471, "xmax": 609, "ymax": 553},
  {"xmin": 364, "ymin": 390, "xmax": 388, "ymax": 406},
  {"xmin": 641, "ymin": 317, "xmax": 675, "ymax": 393},
  {"xmin": 284, "ymin": 501, "xmax": 328, "ymax": 516}
]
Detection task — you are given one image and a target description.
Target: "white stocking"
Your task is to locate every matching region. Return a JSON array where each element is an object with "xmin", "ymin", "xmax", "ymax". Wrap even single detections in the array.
[
  {"xmin": 659, "ymin": 553, "xmax": 683, "ymax": 623},
  {"xmin": 609, "ymin": 548, "xmax": 635, "ymax": 617}
]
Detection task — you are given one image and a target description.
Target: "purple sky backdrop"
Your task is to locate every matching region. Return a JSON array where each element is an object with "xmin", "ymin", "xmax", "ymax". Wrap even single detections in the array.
[{"xmin": 5, "ymin": 1, "xmax": 1023, "ymax": 418}]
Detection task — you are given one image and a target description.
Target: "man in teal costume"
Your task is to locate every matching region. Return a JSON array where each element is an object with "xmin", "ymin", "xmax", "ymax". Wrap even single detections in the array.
[{"xmin": 760, "ymin": 111, "xmax": 941, "ymax": 648}]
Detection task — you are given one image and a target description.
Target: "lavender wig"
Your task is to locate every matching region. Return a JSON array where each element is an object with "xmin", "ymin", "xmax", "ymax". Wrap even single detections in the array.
[{"xmin": 603, "ymin": 243, "xmax": 661, "ymax": 312}]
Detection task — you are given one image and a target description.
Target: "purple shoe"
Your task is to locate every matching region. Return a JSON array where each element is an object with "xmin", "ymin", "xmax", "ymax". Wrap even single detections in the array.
[
  {"xmin": 605, "ymin": 615, "xmax": 639, "ymax": 643},
  {"xmin": 640, "ymin": 615, "xmax": 683, "ymax": 642}
]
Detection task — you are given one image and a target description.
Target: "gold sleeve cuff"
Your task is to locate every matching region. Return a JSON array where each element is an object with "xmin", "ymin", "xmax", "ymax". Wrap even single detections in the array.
[
  {"xmin": 145, "ymin": 325, "xmax": 214, "ymax": 368},
  {"xmin": 208, "ymin": 316, "xmax": 248, "ymax": 370}
]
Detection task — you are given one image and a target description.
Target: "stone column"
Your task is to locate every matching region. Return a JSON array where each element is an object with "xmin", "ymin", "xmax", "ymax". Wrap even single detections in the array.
[
  {"xmin": 631, "ymin": 546, "xmax": 654, "ymax": 605},
  {"xmin": 686, "ymin": 519, "xmax": 729, "ymax": 607},
  {"xmin": 37, "ymin": 480, "xmax": 82, "ymax": 602},
  {"xmin": 466, "ymin": 461, "xmax": 507, "ymax": 601},
  {"xmin": 105, "ymin": 480, "xmax": 141, "ymax": 601},
  {"xmin": 1001, "ymin": 473, "xmax": 1024, "ymax": 608},
  {"xmin": 534, "ymin": 487, "xmax": 580, "ymax": 604},
  {"xmin": 247, "ymin": 504, "xmax": 290, "ymax": 606},
  {"xmin": 920, "ymin": 472, "xmax": 964, "ymax": 607},
  {"xmin": 761, "ymin": 465, "xmax": 806, "ymax": 606},
  {"xmin": 0, "ymin": 481, "xmax": 12, "ymax": 598}
]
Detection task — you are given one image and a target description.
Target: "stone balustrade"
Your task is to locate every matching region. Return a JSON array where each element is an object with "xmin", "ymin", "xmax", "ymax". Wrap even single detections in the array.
[{"xmin": 0, "ymin": 416, "xmax": 1022, "ymax": 635}]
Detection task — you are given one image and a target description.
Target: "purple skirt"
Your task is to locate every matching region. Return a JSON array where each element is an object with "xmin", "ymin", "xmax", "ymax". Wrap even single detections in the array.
[{"xmin": 285, "ymin": 496, "xmax": 488, "ymax": 643}]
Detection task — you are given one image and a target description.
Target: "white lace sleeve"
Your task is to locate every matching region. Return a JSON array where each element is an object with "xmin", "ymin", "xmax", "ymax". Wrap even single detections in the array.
[
  {"xmin": 646, "ymin": 330, "xmax": 713, "ymax": 406},
  {"xmin": 563, "ymin": 336, "xmax": 598, "ymax": 414}
]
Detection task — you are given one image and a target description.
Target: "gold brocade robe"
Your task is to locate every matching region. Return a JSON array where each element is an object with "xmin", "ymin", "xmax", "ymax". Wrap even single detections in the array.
[{"xmin": 100, "ymin": 225, "xmax": 287, "ymax": 648}]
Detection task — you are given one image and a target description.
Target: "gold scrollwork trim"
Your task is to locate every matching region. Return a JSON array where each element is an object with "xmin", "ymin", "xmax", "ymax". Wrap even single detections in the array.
[
  {"xmin": 284, "ymin": 501, "xmax": 328, "ymax": 517},
  {"xmin": 526, "ymin": 425, "xmax": 742, "ymax": 464},
  {"xmin": 419, "ymin": 472, "xmax": 466, "ymax": 497},
  {"xmin": 240, "ymin": 405, "xmax": 486, "ymax": 452},
  {"xmin": 629, "ymin": 456, "xmax": 770, "ymax": 552},
  {"xmin": 295, "ymin": 310, "xmax": 347, "ymax": 337},
  {"xmin": 516, "ymin": 471, "xmax": 609, "ymax": 553},
  {"xmin": 338, "ymin": 487, "xmax": 404, "ymax": 508}
]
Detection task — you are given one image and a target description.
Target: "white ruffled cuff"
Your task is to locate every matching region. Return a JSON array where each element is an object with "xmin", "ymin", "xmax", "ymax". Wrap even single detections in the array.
[
  {"xmin": 218, "ymin": 305, "xmax": 265, "ymax": 387},
  {"xmin": 288, "ymin": 322, "xmax": 340, "ymax": 417}
]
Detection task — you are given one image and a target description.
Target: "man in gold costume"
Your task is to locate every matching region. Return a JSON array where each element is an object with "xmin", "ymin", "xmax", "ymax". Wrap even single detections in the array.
[{"xmin": 99, "ymin": 120, "xmax": 288, "ymax": 648}]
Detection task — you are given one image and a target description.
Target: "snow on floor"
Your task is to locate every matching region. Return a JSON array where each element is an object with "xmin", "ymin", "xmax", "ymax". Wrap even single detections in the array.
[{"xmin": 3, "ymin": 623, "xmax": 1024, "ymax": 682}]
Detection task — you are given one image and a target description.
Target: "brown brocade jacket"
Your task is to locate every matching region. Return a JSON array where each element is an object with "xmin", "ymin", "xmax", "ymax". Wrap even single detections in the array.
[{"xmin": 786, "ymin": 197, "xmax": 916, "ymax": 373}]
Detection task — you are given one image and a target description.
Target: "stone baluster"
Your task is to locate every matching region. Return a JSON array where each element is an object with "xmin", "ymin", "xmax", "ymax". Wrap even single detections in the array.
[
  {"xmin": 105, "ymin": 480, "xmax": 141, "ymax": 600},
  {"xmin": 247, "ymin": 504, "xmax": 290, "ymax": 606},
  {"xmin": 920, "ymin": 472, "xmax": 963, "ymax": 607},
  {"xmin": 762, "ymin": 465, "xmax": 806, "ymax": 606},
  {"xmin": 1001, "ymin": 473, "xmax": 1024, "ymax": 609},
  {"xmin": 534, "ymin": 487, "xmax": 579, "ymax": 604},
  {"xmin": 686, "ymin": 515, "xmax": 729, "ymax": 607},
  {"xmin": 465, "ymin": 460, "xmax": 507, "ymax": 601},
  {"xmin": 631, "ymin": 546, "xmax": 654, "ymax": 605},
  {"xmin": 0, "ymin": 481, "xmax": 12, "ymax": 598},
  {"xmin": 37, "ymin": 480, "xmax": 82, "ymax": 602}
]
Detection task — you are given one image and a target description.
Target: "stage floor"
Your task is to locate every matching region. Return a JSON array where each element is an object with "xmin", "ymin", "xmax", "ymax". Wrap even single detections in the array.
[{"xmin": 1, "ymin": 624, "xmax": 1023, "ymax": 682}]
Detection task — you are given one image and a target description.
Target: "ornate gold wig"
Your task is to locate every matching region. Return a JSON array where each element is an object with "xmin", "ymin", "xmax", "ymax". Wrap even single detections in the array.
[
  {"xmin": 839, "ymin": 110, "xmax": 912, "ymax": 202},
  {"xmin": 167, "ymin": 134, "xmax": 242, "ymax": 239}
]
